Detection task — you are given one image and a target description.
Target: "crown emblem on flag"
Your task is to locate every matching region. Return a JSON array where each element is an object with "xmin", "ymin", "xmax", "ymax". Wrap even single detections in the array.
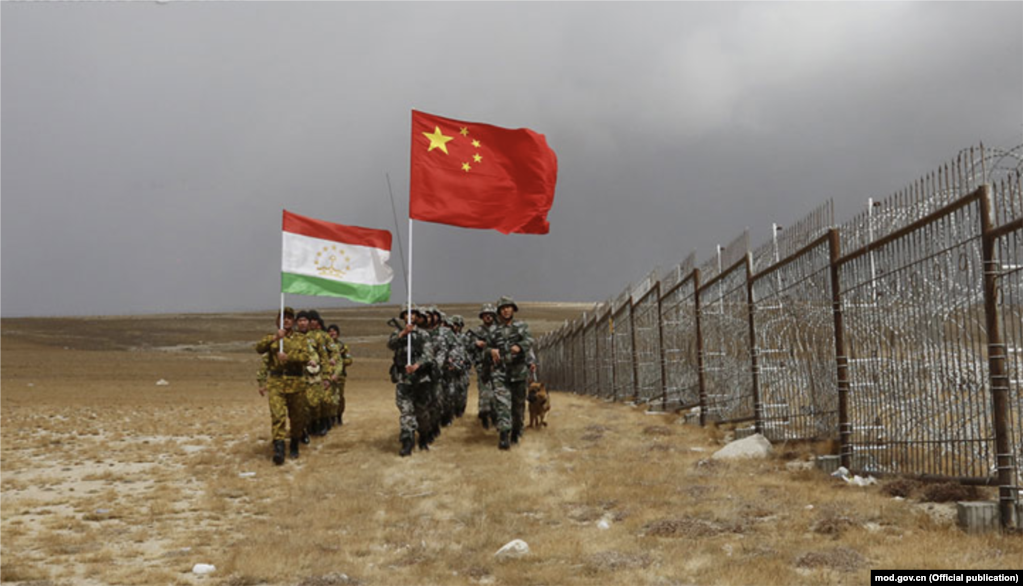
[{"xmin": 315, "ymin": 245, "xmax": 351, "ymax": 278}]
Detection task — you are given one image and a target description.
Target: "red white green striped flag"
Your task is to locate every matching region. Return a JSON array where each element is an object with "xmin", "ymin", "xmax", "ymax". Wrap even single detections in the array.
[{"xmin": 281, "ymin": 210, "xmax": 393, "ymax": 304}]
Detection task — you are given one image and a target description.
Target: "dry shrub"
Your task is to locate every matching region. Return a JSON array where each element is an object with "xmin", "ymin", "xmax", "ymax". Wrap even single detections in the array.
[
  {"xmin": 795, "ymin": 546, "xmax": 867, "ymax": 572},
  {"xmin": 296, "ymin": 573, "xmax": 363, "ymax": 586},
  {"xmin": 811, "ymin": 508, "xmax": 857, "ymax": 537},
  {"xmin": 584, "ymin": 550, "xmax": 653, "ymax": 573},
  {"xmin": 642, "ymin": 516, "xmax": 739, "ymax": 538},
  {"xmin": 919, "ymin": 482, "xmax": 981, "ymax": 503},
  {"xmin": 882, "ymin": 478, "xmax": 922, "ymax": 498}
]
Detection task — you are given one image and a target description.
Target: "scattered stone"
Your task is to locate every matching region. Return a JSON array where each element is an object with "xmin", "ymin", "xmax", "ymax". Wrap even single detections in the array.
[
  {"xmin": 192, "ymin": 563, "xmax": 216, "ymax": 575},
  {"xmin": 238, "ymin": 472, "xmax": 256, "ymax": 478},
  {"xmin": 711, "ymin": 433, "xmax": 772, "ymax": 460},
  {"xmin": 495, "ymin": 539, "xmax": 529, "ymax": 558},
  {"xmin": 156, "ymin": 379, "xmax": 170, "ymax": 386}
]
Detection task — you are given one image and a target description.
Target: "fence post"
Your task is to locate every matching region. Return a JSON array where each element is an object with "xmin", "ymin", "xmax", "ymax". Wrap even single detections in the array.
[
  {"xmin": 610, "ymin": 313, "xmax": 617, "ymax": 402},
  {"xmin": 828, "ymin": 228, "xmax": 852, "ymax": 470},
  {"xmin": 629, "ymin": 297, "xmax": 640, "ymax": 403},
  {"xmin": 979, "ymin": 184, "xmax": 1018, "ymax": 530},
  {"xmin": 693, "ymin": 268, "xmax": 707, "ymax": 427},
  {"xmin": 656, "ymin": 281, "xmax": 668, "ymax": 411},
  {"xmin": 745, "ymin": 253, "xmax": 763, "ymax": 435}
]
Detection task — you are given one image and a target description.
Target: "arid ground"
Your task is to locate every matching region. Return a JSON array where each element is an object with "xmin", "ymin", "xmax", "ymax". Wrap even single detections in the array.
[{"xmin": 2, "ymin": 303, "xmax": 1019, "ymax": 586}]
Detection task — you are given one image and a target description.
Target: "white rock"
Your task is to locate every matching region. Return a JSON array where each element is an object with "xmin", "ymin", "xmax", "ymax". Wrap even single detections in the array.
[
  {"xmin": 192, "ymin": 563, "xmax": 216, "ymax": 575},
  {"xmin": 597, "ymin": 516, "xmax": 611, "ymax": 530},
  {"xmin": 495, "ymin": 539, "xmax": 529, "ymax": 558},
  {"xmin": 711, "ymin": 433, "xmax": 772, "ymax": 460},
  {"xmin": 847, "ymin": 475, "xmax": 877, "ymax": 487},
  {"xmin": 156, "ymin": 379, "xmax": 170, "ymax": 386},
  {"xmin": 831, "ymin": 466, "xmax": 850, "ymax": 479},
  {"xmin": 238, "ymin": 472, "xmax": 256, "ymax": 478}
]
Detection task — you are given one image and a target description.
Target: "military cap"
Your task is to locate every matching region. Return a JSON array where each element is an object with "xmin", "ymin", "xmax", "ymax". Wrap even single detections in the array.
[
  {"xmin": 496, "ymin": 296, "xmax": 519, "ymax": 312},
  {"xmin": 279, "ymin": 306, "xmax": 296, "ymax": 319},
  {"xmin": 479, "ymin": 303, "xmax": 497, "ymax": 317},
  {"xmin": 398, "ymin": 304, "xmax": 422, "ymax": 318}
]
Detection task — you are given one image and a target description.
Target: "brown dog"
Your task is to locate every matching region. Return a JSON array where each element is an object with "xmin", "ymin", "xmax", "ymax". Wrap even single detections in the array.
[{"xmin": 527, "ymin": 382, "xmax": 550, "ymax": 428}]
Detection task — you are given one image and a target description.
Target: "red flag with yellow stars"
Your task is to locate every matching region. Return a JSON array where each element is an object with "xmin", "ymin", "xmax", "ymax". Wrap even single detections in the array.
[{"xmin": 409, "ymin": 110, "xmax": 558, "ymax": 235}]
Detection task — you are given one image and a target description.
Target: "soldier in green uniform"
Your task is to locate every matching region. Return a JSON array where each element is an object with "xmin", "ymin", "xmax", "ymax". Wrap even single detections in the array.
[
  {"xmin": 387, "ymin": 305, "xmax": 436, "ymax": 456},
  {"xmin": 255, "ymin": 307, "xmax": 313, "ymax": 464},
  {"xmin": 326, "ymin": 324, "xmax": 353, "ymax": 427},
  {"xmin": 487, "ymin": 296, "xmax": 534, "ymax": 450},
  {"xmin": 306, "ymin": 311, "xmax": 334, "ymax": 436},
  {"xmin": 470, "ymin": 304, "xmax": 497, "ymax": 429}
]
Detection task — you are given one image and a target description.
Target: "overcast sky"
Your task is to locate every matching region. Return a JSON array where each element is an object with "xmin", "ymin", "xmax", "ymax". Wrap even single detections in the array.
[{"xmin": 2, "ymin": 1, "xmax": 1021, "ymax": 318}]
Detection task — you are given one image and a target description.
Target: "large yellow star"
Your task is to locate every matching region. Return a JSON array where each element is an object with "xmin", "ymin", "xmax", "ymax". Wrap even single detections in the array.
[{"xmin": 423, "ymin": 126, "xmax": 454, "ymax": 154}]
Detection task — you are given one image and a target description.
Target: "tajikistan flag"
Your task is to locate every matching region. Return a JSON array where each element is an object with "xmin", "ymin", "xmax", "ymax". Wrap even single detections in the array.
[{"xmin": 281, "ymin": 210, "xmax": 393, "ymax": 304}]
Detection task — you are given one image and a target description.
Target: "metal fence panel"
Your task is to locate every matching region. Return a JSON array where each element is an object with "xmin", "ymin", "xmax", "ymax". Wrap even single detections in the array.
[
  {"xmin": 838, "ymin": 194, "xmax": 994, "ymax": 479},
  {"xmin": 698, "ymin": 260, "xmax": 755, "ymax": 423},
  {"xmin": 632, "ymin": 286, "xmax": 663, "ymax": 407},
  {"xmin": 595, "ymin": 309, "xmax": 615, "ymax": 400},
  {"xmin": 752, "ymin": 237, "xmax": 839, "ymax": 441},
  {"xmin": 661, "ymin": 274, "xmax": 701, "ymax": 410},
  {"xmin": 612, "ymin": 304, "xmax": 634, "ymax": 401}
]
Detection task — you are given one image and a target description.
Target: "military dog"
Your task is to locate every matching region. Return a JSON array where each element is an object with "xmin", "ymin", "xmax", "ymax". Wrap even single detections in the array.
[{"xmin": 527, "ymin": 382, "xmax": 550, "ymax": 428}]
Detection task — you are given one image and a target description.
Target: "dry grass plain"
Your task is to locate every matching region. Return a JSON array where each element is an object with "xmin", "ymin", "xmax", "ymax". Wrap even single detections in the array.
[{"xmin": 2, "ymin": 302, "xmax": 1020, "ymax": 586}]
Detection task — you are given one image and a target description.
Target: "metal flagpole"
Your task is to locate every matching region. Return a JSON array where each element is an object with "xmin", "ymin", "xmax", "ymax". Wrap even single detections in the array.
[
  {"xmin": 407, "ymin": 218, "xmax": 414, "ymax": 365},
  {"xmin": 280, "ymin": 227, "xmax": 286, "ymax": 353}
]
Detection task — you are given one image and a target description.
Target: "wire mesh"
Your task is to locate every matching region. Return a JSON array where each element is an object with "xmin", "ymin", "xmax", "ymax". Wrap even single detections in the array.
[
  {"xmin": 633, "ymin": 285, "xmax": 663, "ymax": 407},
  {"xmin": 660, "ymin": 272, "xmax": 701, "ymax": 410},
  {"xmin": 837, "ymin": 194, "xmax": 994, "ymax": 478},
  {"xmin": 752, "ymin": 236, "xmax": 839, "ymax": 441},
  {"xmin": 611, "ymin": 303, "xmax": 635, "ymax": 401},
  {"xmin": 698, "ymin": 259, "xmax": 755, "ymax": 424}
]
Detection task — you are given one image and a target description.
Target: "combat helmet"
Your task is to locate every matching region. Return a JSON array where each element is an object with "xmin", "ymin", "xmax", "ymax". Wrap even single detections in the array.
[
  {"xmin": 398, "ymin": 303, "xmax": 422, "ymax": 320},
  {"xmin": 450, "ymin": 315, "xmax": 464, "ymax": 328},
  {"xmin": 496, "ymin": 296, "xmax": 519, "ymax": 312},
  {"xmin": 479, "ymin": 303, "xmax": 497, "ymax": 318}
]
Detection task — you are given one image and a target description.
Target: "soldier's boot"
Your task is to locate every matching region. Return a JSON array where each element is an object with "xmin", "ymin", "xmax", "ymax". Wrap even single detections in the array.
[
  {"xmin": 511, "ymin": 428, "xmax": 521, "ymax": 444},
  {"xmin": 418, "ymin": 431, "xmax": 430, "ymax": 451},
  {"xmin": 399, "ymin": 436, "xmax": 414, "ymax": 457},
  {"xmin": 289, "ymin": 438, "xmax": 300, "ymax": 459},
  {"xmin": 479, "ymin": 412, "xmax": 490, "ymax": 430},
  {"xmin": 337, "ymin": 413, "xmax": 343, "ymax": 427},
  {"xmin": 272, "ymin": 440, "xmax": 286, "ymax": 465},
  {"xmin": 301, "ymin": 430, "xmax": 311, "ymax": 444},
  {"xmin": 499, "ymin": 431, "xmax": 511, "ymax": 450}
]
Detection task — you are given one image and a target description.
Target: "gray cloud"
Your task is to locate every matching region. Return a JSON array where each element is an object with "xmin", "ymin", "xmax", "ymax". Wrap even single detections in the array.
[{"xmin": 2, "ymin": 1, "xmax": 1020, "ymax": 316}]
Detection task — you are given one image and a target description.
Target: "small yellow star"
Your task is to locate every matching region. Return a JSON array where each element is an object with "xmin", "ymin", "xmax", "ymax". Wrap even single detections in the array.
[
  {"xmin": 473, "ymin": 153, "xmax": 482, "ymax": 163},
  {"xmin": 462, "ymin": 162, "xmax": 471, "ymax": 172},
  {"xmin": 459, "ymin": 127, "xmax": 469, "ymax": 136},
  {"xmin": 423, "ymin": 126, "xmax": 454, "ymax": 154},
  {"xmin": 472, "ymin": 139, "xmax": 481, "ymax": 148}
]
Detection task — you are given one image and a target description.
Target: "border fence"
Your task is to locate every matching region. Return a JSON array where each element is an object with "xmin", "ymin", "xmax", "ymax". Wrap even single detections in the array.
[{"xmin": 536, "ymin": 144, "xmax": 1023, "ymax": 529}]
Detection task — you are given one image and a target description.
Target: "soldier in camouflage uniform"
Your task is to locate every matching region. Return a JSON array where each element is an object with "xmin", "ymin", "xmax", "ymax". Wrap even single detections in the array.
[
  {"xmin": 486, "ymin": 296, "xmax": 534, "ymax": 450},
  {"xmin": 470, "ymin": 304, "xmax": 497, "ymax": 429},
  {"xmin": 293, "ymin": 311, "xmax": 324, "ymax": 445},
  {"xmin": 448, "ymin": 315, "xmax": 471, "ymax": 419},
  {"xmin": 423, "ymin": 306, "xmax": 451, "ymax": 434},
  {"xmin": 306, "ymin": 311, "xmax": 335, "ymax": 437},
  {"xmin": 255, "ymin": 307, "xmax": 313, "ymax": 464},
  {"xmin": 436, "ymin": 310, "xmax": 463, "ymax": 426},
  {"xmin": 326, "ymin": 324, "xmax": 353, "ymax": 427},
  {"xmin": 387, "ymin": 305, "xmax": 436, "ymax": 457}
]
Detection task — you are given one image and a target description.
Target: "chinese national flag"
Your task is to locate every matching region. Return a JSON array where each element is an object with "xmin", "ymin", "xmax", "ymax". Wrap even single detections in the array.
[{"xmin": 409, "ymin": 110, "xmax": 558, "ymax": 235}]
